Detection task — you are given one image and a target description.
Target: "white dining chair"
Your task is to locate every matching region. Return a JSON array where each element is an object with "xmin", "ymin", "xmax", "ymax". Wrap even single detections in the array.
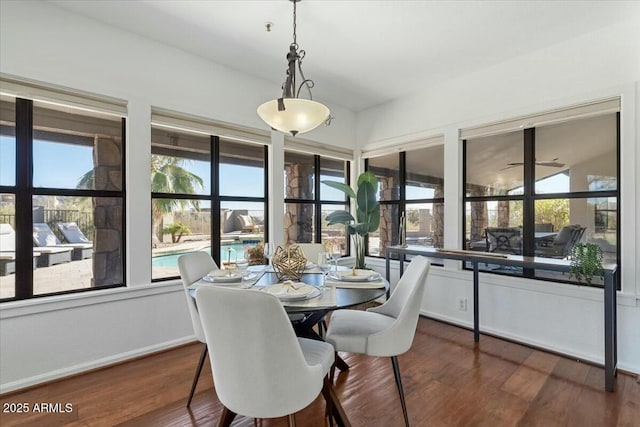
[
  {"xmin": 177, "ymin": 251, "xmax": 218, "ymax": 407},
  {"xmin": 195, "ymin": 285, "xmax": 351, "ymax": 427},
  {"xmin": 296, "ymin": 243, "xmax": 326, "ymax": 264},
  {"xmin": 325, "ymin": 255, "xmax": 431, "ymax": 427}
]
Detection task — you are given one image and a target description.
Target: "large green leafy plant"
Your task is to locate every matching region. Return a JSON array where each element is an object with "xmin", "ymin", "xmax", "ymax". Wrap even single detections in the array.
[
  {"xmin": 569, "ymin": 242, "xmax": 604, "ymax": 285},
  {"xmin": 322, "ymin": 171, "xmax": 380, "ymax": 269}
]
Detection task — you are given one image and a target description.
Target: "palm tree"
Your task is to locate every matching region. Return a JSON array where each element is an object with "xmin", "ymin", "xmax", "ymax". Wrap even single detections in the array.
[
  {"xmin": 78, "ymin": 155, "xmax": 204, "ymax": 242},
  {"xmin": 150, "ymin": 155, "xmax": 204, "ymax": 240}
]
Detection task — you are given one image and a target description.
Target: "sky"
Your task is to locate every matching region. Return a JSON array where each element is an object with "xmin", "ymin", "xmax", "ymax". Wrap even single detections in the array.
[
  {"xmin": 0, "ymin": 136, "xmax": 346, "ymax": 206},
  {"xmin": 0, "ymin": 135, "xmax": 569, "ymax": 199}
]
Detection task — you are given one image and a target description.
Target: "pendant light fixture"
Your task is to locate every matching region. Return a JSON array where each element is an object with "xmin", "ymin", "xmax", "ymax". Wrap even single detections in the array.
[{"xmin": 257, "ymin": 0, "xmax": 330, "ymax": 136}]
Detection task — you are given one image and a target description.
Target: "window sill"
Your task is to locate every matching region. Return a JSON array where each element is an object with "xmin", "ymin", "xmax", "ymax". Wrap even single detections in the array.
[{"xmin": 0, "ymin": 280, "xmax": 183, "ymax": 320}]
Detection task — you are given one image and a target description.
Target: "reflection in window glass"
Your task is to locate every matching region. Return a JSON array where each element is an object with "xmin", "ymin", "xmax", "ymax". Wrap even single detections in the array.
[
  {"xmin": 368, "ymin": 154, "xmax": 399, "ymax": 201},
  {"xmin": 465, "ymin": 131, "xmax": 524, "ymax": 196},
  {"xmin": 220, "ymin": 140, "xmax": 264, "ymax": 197},
  {"xmin": 0, "ymin": 98, "xmax": 16, "ymax": 187},
  {"xmin": 33, "ymin": 102, "xmax": 123, "ymax": 190},
  {"xmin": 535, "ymin": 113, "xmax": 617, "ymax": 194}
]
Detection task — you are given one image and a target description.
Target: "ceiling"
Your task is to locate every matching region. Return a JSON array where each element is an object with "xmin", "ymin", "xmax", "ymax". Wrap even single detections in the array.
[{"xmin": 50, "ymin": 1, "xmax": 638, "ymax": 112}]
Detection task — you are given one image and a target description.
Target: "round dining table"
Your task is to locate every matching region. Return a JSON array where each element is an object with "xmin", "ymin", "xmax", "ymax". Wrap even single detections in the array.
[{"xmin": 190, "ymin": 267, "xmax": 389, "ymax": 371}]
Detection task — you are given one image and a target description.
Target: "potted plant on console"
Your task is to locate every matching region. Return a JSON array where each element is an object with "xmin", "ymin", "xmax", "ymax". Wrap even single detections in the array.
[{"xmin": 322, "ymin": 171, "xmax": 380, "ymax": 269}]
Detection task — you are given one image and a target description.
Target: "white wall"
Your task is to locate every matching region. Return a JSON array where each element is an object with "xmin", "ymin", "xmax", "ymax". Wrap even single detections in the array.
[
  {"xmin": 1, "ymin": 0, "xmax": 638, "ymax": 393},
  {"xmin": 357, "ymin": 18, "xmax": 640, "ymax": 375},
  {"xmin": 0, "ymin": 1, "xmax": 356, "ymax": 393}
]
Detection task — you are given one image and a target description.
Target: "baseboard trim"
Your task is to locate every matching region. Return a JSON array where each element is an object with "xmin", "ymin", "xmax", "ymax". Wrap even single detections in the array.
[{"xmin": 0, "ymin": 336, "xmax": 197, "ymax": 395}]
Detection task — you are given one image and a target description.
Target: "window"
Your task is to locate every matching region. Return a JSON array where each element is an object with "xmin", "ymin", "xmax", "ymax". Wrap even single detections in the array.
[
  {"xmin": 151, "ymin": 123, "xmax": 268, "ymax": 281},
  {"xmin": 284, "ymin": 151, "xmax": 349, "ymax": 254},
  {"xmin": 365, "ymin": 144, "xmax": 445, "ymax": 258},
  {"xmin": 463, "ymin": 108, "xmax": 619, "ymax": 286},
  {"xmin": 150, "ymin": 126, "xmax": 211, "ymax": 280},
  {"xmin": 1, "ymin": 95, "xmax": 126, "ymax": 301}
]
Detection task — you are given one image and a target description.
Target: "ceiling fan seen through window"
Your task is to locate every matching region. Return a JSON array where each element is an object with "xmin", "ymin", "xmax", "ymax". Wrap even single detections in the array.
[{"xmin": 500, "ymin": 158, "xmax": 565, "ymax": 171}]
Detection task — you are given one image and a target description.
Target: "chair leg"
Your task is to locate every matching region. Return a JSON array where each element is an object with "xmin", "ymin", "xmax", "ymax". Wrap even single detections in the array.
[
  {"xmin": 288, "ymin": 413, "xmax": 296, "ymax": 427},
  {"xmin": 390, "ymin": 356, "xmax": 409, "ymax": 427},
  {"xmin": 321, "ymin": 375, "xmax": 351, "ymax": 427},
  {"xmin": 217, "ymin": 406, "xmax": 237, "ymax": 427},
  {"xmin": 187, "ymin": 343, "xmax": 208, "ymax": 407}
]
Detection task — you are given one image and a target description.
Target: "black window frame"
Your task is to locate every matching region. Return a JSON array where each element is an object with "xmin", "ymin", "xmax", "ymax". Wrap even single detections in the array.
[
  {"xmin": 462, "ymin": 113, "xmax": 621, "ymax": 289},
  {"xmin": 151, "ymin": 135, "xmax": 269, "ymax": 281},
  {"xmin": 283, "ymin": 153, "xmax": 351, "ymax": 249},
  {"xmin": 365, "ymin": 150, "xmax": 445, "ymax": 259},
  {"xmin": 0, "ymin": 97, "xmax": 127, "ymax": 301}
]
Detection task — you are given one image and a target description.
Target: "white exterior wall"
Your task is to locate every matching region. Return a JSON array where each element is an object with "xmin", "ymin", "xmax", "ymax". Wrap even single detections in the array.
[
  {"xmin": 0, "ymin": 1, "xmax": 356, "ymax": 392},
  {"xmin": 357, "ymin": 18, "xmax": 640, "ymax": 375}
]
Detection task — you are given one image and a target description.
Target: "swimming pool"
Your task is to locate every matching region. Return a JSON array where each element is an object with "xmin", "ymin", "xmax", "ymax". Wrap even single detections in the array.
[{"xmin": 151, "ymin": 242, "xmax": 254, "ymax": 267}]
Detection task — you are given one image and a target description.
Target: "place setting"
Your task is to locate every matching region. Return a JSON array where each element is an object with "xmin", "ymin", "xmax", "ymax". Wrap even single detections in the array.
[
  {"xmin": 326, "ymin": 266, "xmax": 385, "ymax": 289},
  {"xmin": 260, "ymin": 280, "xmax": 321, "ymax": 301},
  {"xmin": 197, "ymin": 249, "xmax": 262, "ymax": 289}
]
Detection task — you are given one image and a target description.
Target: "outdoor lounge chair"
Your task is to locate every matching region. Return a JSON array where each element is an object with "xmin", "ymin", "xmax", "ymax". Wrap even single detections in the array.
[
  {"xmin": 55, "ymin": 222, "xmax": 93, "ymax": 260},
  {"xmin": 485, "ymin": 227, "xmax": 523, "ymax": 255},
  {"xmin": 1, "ymin": 223, "xmax": 40, "ymax": 274},
  {"xmin": 535, "ymin": 224, "xmax": 585, "ymax": 259},
  {"xmin": 57, "ymin": 222, "xmax": 92, "ymax": 244},
  {"xmin": 32, "ymin": 223, "xmax": 86, "ymax": 264}
]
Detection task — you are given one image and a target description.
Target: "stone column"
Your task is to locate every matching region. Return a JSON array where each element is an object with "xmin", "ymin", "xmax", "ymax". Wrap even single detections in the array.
[
  {"xmin": 284, "ymin": 163, "xmax": 313, "ymax": 244},
  {"xmin": 469, "ymin": 186, "xmax": 487, "ymax": 245},
  {"xmin": 432, "ymin": 185, "xmax": 444, "ymax": 248},
  {"xmin": 497, "ymin": 200, "xmax": 510, "ymax": 227},
  {"xmin": 92, "ymin": 135, "xmax": 123, "ymax": 287},
  {"xmin": 378, "ymin": 176, "xmax": 399, "ymax": 256}
]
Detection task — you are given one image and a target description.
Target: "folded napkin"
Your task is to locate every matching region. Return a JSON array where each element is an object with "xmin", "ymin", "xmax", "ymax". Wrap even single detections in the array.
[{"xmin": 262, "ymin": 281, "xmax": 315, "ymax": 298}]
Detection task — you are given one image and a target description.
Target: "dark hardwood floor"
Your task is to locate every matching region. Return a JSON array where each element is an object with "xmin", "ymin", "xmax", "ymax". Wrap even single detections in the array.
[{"xmin": 1, "ymin": 317, "xmax": 638, "ymax": 426}]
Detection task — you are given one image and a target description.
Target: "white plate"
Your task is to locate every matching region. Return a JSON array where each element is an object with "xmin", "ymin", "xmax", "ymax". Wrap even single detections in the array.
[
  {"xmin": 330, "ymin": 269, "xmax": 380, "ymax": 282},
  {"xmin": 202, "ymin": 271, "xmax": 242, "ymax": 284},
  {"xmin": 261, "ymin": 282, "xmax": 317, "ymax": 301}
]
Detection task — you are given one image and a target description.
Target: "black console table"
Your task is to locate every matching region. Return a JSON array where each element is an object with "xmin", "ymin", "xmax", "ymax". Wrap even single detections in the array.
[{"xmin": 385, "ymin": 245, "xmax": 619, "ymax": 391}]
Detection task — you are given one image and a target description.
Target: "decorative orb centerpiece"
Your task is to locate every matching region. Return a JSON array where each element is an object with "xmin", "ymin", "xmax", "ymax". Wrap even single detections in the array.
[{"xmin": 272, "ymin": 244, "xmax": 307, "ymax": 281}]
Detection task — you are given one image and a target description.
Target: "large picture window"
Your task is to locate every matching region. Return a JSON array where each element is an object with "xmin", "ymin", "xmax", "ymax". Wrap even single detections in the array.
[
  {"xmin": 463, "ymin": 109, "xmax": 619, "ymax": 286},
  {"xmin": 283, "ymin": 151, "xmax": 349, "ymax": 255},
  {"xmin": 365, "ymin": 145, "xmax": 445, "ymax": 258},
  {"xmin": 0, "ymin": 95, "xmax": 126, "ymax": 301},
  {"xmin": 151, "ymin": 123, "xmax": 267, "ymax": 281}
]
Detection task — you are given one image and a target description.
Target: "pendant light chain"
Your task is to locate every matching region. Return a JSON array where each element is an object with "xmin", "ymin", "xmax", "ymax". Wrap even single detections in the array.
[{"xmin": 292, "ymin": 0, "xmax": 297, "ymax": 47}]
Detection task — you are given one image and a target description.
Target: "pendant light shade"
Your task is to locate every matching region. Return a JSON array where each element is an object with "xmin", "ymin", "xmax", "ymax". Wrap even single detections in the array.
[
  {"xmin": 257, "ymin": 0, "xmax": 330, "ymax": 136},
  {"xmin": 257, "ymin": 98, "xmax": 330, "ymax": 137}
]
